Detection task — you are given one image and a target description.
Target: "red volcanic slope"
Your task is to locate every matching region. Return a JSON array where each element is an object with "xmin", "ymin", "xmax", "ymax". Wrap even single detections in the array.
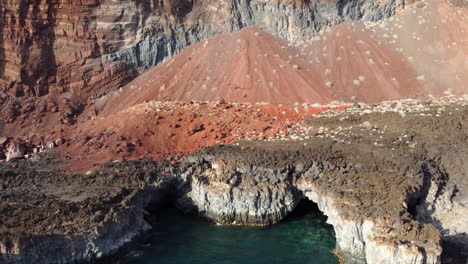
[
  {"xmin": 59, "ymin": 102, "xmax": 345, "ymax": 171},
  {"xmin": 373, "ymin": 0, "xmax": 468, "ymax": 95},
  {"xmin": 104, "ymin": 27, "xmax": 335, "ymax": 110},
  {"xmin": 102, "ymin": 24, "xmax": 436, "ymax": 112},
  {"xmin": 302, "ymin": 22, "xmax": 425, "ymax": 103}
]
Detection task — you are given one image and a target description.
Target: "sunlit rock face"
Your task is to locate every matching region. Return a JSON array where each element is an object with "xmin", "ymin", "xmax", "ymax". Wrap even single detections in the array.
[{"xmin": 0, "ymin": 0, "xmax": 401, "ymax": 97}]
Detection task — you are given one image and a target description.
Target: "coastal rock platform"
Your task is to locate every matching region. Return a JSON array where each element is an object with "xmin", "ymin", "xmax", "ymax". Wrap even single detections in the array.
[{"xmin": 1, "ymin": 98, "xmax": 466, "ymax": 264}]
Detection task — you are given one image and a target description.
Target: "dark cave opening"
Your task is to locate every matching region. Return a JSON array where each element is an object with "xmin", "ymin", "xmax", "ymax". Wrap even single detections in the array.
[
  {"xmin": 441, "ymin": 235, "xmax": 468, "ymax": 264},
  {"xmin": 115, "ymin": 197, "xmax": 338, "ymax": 264},
  {"xmin": 282, "ymin": 198, "xmax": 324, "ymax": 223},
  {"xmin": 99, "ymin": 188, "xmax": 339, "ymax": 264}
]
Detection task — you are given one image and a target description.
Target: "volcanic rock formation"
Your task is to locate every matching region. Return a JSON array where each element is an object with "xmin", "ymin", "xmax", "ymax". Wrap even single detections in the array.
[
  {"xmin": 103, "ymin": 24, "xmax": 429, "ymax": 108},
  {"xmin": 1, "ymin": 99, "xmax": 467, "ymax": 264},
  {"xmin": 93, "ymin": 0, "xmax": 468, "ymax": 108},
  {"xmin": 0, "ymin": 0, "xmax": 404, "ymax": 97},
  {"xmin": 0, "ymin": 0, "xmax": 467, "ymax": 263}
]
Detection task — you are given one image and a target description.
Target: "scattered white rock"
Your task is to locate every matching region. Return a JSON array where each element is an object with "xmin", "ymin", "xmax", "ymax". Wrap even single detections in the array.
[{"xmin": 6, "ymin": 142, "xmax": 26, "ymax": 162}]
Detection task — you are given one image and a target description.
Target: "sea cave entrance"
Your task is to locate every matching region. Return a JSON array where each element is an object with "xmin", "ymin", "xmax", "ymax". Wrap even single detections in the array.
[{"xmin": 118, "ymin": 199, "xmax": 337, "ymax": 264}]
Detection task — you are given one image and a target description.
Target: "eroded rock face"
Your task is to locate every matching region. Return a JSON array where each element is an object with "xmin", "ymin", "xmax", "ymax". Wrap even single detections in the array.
[
  {"xmin": 299, "ymin": 182, "xmax": 441, "ymax": 264},
  {"xmin": 0, "ymin": 0, "xmax": 402, "ymax": 97},
  {"xmin": 0, "ymin": 199, "xmax": 151, "ymax": 264},
  {"xmin": 175, "ymin": 159, "xmax": 301, "ymax": 225},
  {"xmin": 172, "ymin": 102, "xmax": 467, "ymax": 263}
]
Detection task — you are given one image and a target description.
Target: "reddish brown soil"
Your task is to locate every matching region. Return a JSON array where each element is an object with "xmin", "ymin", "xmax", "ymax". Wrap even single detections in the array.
[
  {"xmin": 0, "ymin": 92, "xmax": 85, "ymax": 135},
  {"xmin": 1, "ymin": 90, "xmax": 349, "ymax": 172},
  {"xmin": 59, "ymin": 101, "xmax": 347, "ymax": 171}
]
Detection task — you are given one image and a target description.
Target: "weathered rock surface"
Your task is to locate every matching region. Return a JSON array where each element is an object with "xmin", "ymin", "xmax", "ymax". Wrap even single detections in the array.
[
  {"xmin": 0, "ymin": 0, "xmax": 404, "ymax": 97},
  {"xmin": 1, "ymin": 100, "xmax": 466, "ymax": 264}
]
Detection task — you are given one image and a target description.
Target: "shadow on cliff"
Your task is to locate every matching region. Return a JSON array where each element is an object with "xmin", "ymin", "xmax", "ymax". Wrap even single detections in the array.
[
  {"xmin": 0, "ymin": 1, "xmax": 6, "ymax": 80},
  {"xmin": 441, "ymin": 235, "xmax": 468, "ymax": 264},
  {"xmin": 17, "ymin": 0, "xmax": 58, "ymax": 96},
  {"xmin": 36, "ymin": 0, "xmax": 58, "ymax": 96}
]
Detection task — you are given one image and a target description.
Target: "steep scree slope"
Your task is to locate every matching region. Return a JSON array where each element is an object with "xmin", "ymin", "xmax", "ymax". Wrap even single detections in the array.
[{"xmin": 102, "ymin": 27, "xmax": 335, "ymax": 107}]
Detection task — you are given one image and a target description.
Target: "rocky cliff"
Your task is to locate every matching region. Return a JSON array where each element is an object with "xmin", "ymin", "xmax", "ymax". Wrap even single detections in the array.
[
  {"xmin": 0, "ymin": 0, "xmax": 403, "ymax": 97},
  {"xmin": 1, "ymin": 98, "xmax": 466, "ymax": 264}
]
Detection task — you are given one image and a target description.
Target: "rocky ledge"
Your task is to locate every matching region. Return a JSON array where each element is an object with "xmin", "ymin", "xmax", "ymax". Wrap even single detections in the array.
[{"xmin": 0, "ymin": 98, "xmax": 467, "ymax": 264}]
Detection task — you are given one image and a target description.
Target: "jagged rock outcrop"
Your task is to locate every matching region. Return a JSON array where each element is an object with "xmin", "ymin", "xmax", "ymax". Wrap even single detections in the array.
[
  {"xmin": 299, "ymin": 181, "xmax": 441, "ymax": 264},
  {"xmin": 0, "ymin": 0, "xmax": 403, "ymax": 97},
  {"xmin": 172, "ymin": 101, "xmax": 467, "ymax": 263}
]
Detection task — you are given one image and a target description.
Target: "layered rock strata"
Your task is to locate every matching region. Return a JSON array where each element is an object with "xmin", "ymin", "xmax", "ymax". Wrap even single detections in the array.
[
  {"xmin": 0, "ymin": 101, "xmax": 467, "ymax": 264},
  {"xmin": 0, "ymin": 0, "xmax": 403, "ymax": 97}
]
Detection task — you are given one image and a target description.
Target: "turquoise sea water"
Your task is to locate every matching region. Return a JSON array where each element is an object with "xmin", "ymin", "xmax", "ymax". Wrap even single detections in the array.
[{"xmin": 120, "ymin": 202, "xmax": 338, "ymax": 264}]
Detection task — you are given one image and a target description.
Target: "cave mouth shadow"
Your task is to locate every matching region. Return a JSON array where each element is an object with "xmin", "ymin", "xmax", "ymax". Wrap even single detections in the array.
[
  {"xmin": 441, "ymin": 235, "xmax": 468, "ymax": 264},
  {"xmin": 0, "ymin": 1, "xmax": 5, "ymax": 80},
  {"xmin": 100, "ymin": 195, "xmax": 338, "ymax": 264},
  {"xmin": 141, "ymin": 193, "xmax": 333, "ymax": 230},
  {"xmin": 281, "ymin": 198, "xmax": 328, "ymax": 224}
]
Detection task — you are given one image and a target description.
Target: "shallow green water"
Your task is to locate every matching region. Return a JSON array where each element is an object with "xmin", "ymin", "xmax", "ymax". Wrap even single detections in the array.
[{"xmin": 120, "ymin": 203, "xmax": 338, "ymax": 264}]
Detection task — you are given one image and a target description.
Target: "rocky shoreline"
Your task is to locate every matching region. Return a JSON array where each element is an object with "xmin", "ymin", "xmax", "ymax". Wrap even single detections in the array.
[{"xmin": 1, "ymin": 99, "xmax": 467, "ymax": 264}]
